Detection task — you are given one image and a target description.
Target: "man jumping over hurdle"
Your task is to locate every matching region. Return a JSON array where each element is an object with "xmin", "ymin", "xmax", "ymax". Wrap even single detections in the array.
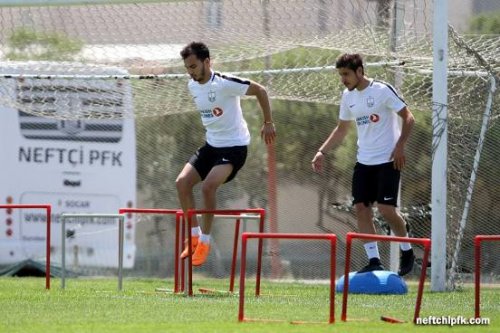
[{"xmin": 176, "ymin": 41, "xmax": 276, "ymax": 266}]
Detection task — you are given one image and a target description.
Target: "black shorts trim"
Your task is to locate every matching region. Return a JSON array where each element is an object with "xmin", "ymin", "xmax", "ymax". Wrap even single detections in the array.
[
  {"xmin": 188, "ymin": 142, "xmax": 247, "ymax": 183},
  {"xmin": 352, "ymin": 162, "xmax": 400, "ymax": 207}
]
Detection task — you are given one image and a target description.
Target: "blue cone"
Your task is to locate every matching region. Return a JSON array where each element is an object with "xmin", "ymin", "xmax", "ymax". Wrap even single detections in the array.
[{"xmin": 336, "ymin": 270, "xmax": 408, "ymax": 294}]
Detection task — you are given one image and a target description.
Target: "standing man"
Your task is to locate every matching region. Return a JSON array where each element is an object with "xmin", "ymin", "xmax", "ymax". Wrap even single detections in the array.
[
  {"xmin": 312, "ymin": 53, "xmax": 415, "ymax": 276},
  {"xmin": 177, "ymin": 41, "xmax": 276, "ymax": 266}
]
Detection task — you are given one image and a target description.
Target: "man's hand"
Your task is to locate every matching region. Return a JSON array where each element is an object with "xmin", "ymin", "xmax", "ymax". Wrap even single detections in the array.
[
  {"xmin": 261, "ymin": 122, "xmax": 276, "ymax": 145},
  {"xmin": 311, "ymin": 151, "xmax": 325, "ymax": 173},
  {"xmin": 391, "ymin": 143, "xmax": 406, "ymax": 170}
]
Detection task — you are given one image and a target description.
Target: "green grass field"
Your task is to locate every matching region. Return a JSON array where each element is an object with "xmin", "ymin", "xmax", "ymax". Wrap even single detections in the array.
[{"xmin": 0, "ymin": 277, "xmax": 498, "ymax": 333}]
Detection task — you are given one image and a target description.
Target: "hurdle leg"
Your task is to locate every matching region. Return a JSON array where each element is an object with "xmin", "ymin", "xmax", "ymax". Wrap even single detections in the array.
[
  {"xmin": 329, "ymin": 238, "xmax": 336, "ymax": 323},
  {"xmin": 186, "ymin": 212, "xmax": 194, "ymax": 296},
  {"xmin": 174, "ymin": 211, "xmax": 182, "ymax": 293},
  {"xmin": 238, "ymin": 236, "xmax": 248, "ymax": 321},
  {"xmin": 45, "ymin": 206, "xmax": 52, "ymax": 289},
  {"xmin": 180, "ymin": 214, "xmax": 186, "ymax": 293},
  {"xmin": 256, "ymin": 211, "xmax": 265, "ymax": 296},
  {"xmin": 475, "ymin": 236, "xmax": 481, "ymax": 318},
  {"xmin": 341, "ymin": 234, "xmax": 353, "ymax": 321},
  {"xmin": 229, "ymin": 218, "xmax": 241, "ymax": 293},
  {"xmin": 414, "ymin": 241, "xmax": 431, "ymax": 323}
]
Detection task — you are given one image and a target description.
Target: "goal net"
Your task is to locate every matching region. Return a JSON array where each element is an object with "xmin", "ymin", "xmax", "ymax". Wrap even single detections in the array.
[{"xmin": 0, "ymin": 0, "xmax": 498, "ymax": 291}]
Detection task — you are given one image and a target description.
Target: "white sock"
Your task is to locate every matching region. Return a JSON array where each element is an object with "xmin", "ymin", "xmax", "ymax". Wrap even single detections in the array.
[
  {"xmin": 364, "ymin": 242, "xmax": 380, "ymax": 259},
  {"xmin": 200, "ymin": 233, "xmax": 211, "ymax": 244},
  {"xmin": 191, "ymin": 226, "xmax": 201, "ymax": 237}
]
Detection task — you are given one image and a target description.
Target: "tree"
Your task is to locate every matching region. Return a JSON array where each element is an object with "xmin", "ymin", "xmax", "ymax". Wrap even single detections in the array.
[
  {"xmin": 5, "ymin": 27, "xmax": 83, "ymax": 61},
  {"xmin": 469, "ymin": 11, "xmax": 500, "ymax": 34}
]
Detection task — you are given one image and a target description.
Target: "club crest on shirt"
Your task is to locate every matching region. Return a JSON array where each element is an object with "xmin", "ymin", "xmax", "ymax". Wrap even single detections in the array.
[
  {"xmin": 212, "ymin": 107, "xmax": 223, "ymax": 117},
  {"xmin": 208, "ymin": 90, "xmax": 216, "ymax": 102},
  {"xmin": 366, "ymin": 96, "xmax": 375, "ymax": 108}
]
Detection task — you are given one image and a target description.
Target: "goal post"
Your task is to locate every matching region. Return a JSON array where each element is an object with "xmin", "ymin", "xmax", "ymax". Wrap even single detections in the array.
[{"xmin": 431, "ymin": 0, "xmax": 449, "ymax": 292}]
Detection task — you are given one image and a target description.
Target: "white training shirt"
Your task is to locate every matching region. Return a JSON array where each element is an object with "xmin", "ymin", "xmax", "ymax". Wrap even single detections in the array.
[
  {"xmin": 188, "ymin": 71, "xmax": 251, "ymax": 147},
  {"xmin": 339, "ymin": 79, "xmax": 407, "ymax": 165}
]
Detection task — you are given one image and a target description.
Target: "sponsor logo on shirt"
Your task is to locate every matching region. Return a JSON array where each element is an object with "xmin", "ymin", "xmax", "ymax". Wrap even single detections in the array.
[
  {"xmin": 212, "ymin": 107, "xmax": 223, "ymax": 117},
  {"xmin": 369, "ymin": 114, "xmax": 380, "ymax": 122},
  {"xmin": 356, "ymin": 113, "xmax": 380, "ymax": 126},
  {"xmin": 200, "ymin": 109, "xmax": 214, "ymax": 118}
]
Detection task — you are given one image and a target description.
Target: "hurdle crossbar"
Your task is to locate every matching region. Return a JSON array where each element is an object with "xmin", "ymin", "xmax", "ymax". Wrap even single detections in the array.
[{"xmin": 341, "ymin": 232, "xmax": 431, "ymax": 324}]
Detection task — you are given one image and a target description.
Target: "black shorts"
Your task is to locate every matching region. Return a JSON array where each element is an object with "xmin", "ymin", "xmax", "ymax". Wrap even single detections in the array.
[
  {"xmin": 352, "ymin": 162, "xmax": 400, "ymax": 207},
  {"xmin": 188, "ymin": 142, "xmax": 248, "ymax": 183}
]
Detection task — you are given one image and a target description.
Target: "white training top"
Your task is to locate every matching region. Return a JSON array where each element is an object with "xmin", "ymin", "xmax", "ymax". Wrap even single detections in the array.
[
  {"xmin": 188, "ymin": 71, "xmax": 251, "ymax": 147},
  {"xmin": 339, "ymin": 79, "xmax": 407, "ymax": 165}
]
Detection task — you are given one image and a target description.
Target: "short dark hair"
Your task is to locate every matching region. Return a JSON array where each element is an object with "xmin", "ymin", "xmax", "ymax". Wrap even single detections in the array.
[
  {"xmin": 180, "ymin": 42, "xmax": 210, "ymax": 61},
  {"xmin": 335, "ymin": 53, "xmax": 364, "ymax": 74}
]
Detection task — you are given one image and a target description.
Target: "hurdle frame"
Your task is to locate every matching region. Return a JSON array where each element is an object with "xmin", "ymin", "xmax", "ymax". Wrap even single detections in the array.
[
  {"xmin": 0, "ymin": 204, "xmax": 52, "ymax": 289},
  {"xmin": 238, "ymin": 232, "xmax": 337, "ymax": 324},
  {"xmin": 341, "ymin": 232, "xmax": 431, "ymax": 323},
  {"xmin": 119, "ymin": 208, "xmax": 182, "ymax": 292},
  {"xmin": 474, "ymin": 234, "xmax": 500, "ymax": 318},
  {"xmin": 60, "ymin": 213, "xmax": 125, "ymax": 290},
  {"xmin": 184, "ymin": 208, "xmax": 265, "ymax": 296}
]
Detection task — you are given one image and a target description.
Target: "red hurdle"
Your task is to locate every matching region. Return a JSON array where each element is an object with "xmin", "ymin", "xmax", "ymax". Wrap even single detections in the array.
[
  {"xmin": 0, "ymin": 204, "xmax": 52, "ymax": 289},
  {"xmin": 238, "ymin": 232, "xmax": 337, "ymax": 324},
  {"xmin": 184, "ymin": 208, "xmax": 265, "ymax": 296},
  {"xmin": 118, "ymin": 208, "xmax": 182, "ymax": 292},
  {"xmin": 341, "ymin": 232, "xmax": 431, "ymax": 323},
  {"xmin": 474, "ymin": 234, "xmax": 500, "ymax": 318}
]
